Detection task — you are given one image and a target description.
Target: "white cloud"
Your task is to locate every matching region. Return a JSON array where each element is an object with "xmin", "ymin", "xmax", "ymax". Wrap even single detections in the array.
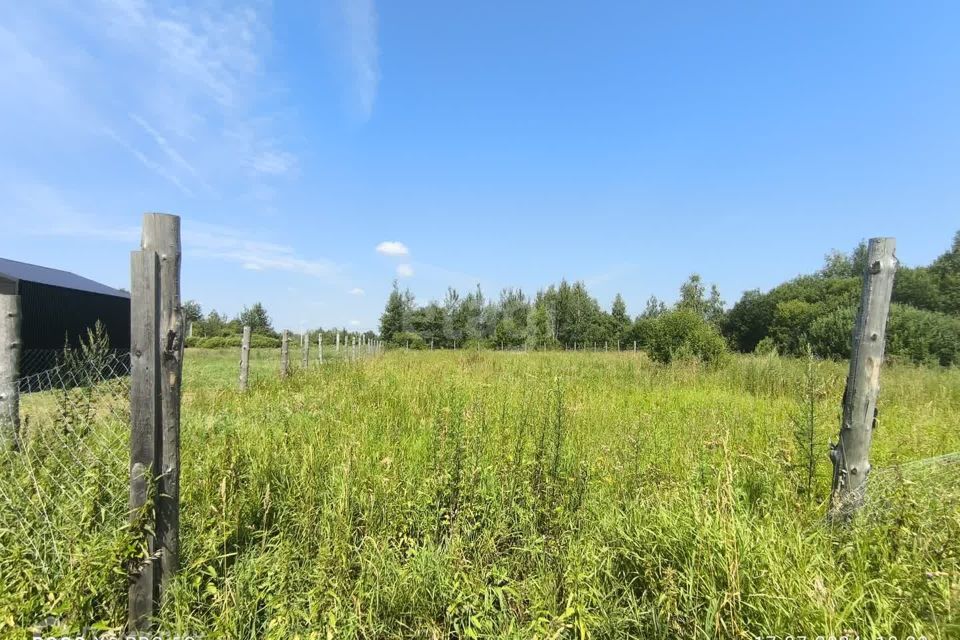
[
  {"xmin": 349, "ymin": 287, "xmax": 365, "ymax": 295},
  {"xmin": 350, "ymin": 319, "xmax": 360, "ymax": 326},
  {"xmin": 396, "ymin": 263, "xmax": 414, "ymax": 278},
  {"xmin": 376, "ymin": 241, "xmax": 409, "ymax": 257},
  {"xmin": 340, "ymin": 0, "xmax": 380, "ymax": 120}
]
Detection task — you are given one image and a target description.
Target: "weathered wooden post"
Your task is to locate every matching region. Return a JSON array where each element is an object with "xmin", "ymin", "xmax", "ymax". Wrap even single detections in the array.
[
  {"xmin": 318, "ymin": 333, "xmax": 323, "ymax": 364},
  {"xmin": 141, "ymin": 213, "xmax": 184, "ymax": 594},
  {"xmin": 239, "ymin": 326, "xmax": 251, "ymax": 391},
  {"xmin": 0, "ymin": 295, "xmax": 20, "ymax": 451},
  {"xmin": 302, "ymin": 331, "xmax": 310, "ymax": 368},
  {"xmin": 336, "ymin": 332, "xmax": 340, "ymax": 353},
  {"xmin": 633, "ymin": 340, "xmax": 637, "ymax": 353},
  {"xmin": 829, "ymin": 237, "xmax": 897, "ymax": 519},
  {"xmin": 128, "ymin": 213, "xmax": 183, "ymax": 631},
  {"xmin": 128, "ymin": 248, "xmax": 159, "ymax": 631},
  {"xmin": 280, "ymin": 330, "xmax": 289, "ymax": 377}
]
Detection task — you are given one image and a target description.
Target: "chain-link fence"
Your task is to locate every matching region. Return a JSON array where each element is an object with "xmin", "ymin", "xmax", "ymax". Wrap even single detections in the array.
[{"xmin": 0, "ymin": 348, "xmax": 131, "ymax": 633}]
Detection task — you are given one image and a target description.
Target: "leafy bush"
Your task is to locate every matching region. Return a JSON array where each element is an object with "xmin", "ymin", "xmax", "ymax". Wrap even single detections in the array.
[
  {"xmin": 186, "ymin": 335, "xmax": 281, "ymax": 349},
  {"xmin": 807, "ymin": 304, "xmax": 960, "ymax": 366},
  {"xmin": 392, "ymin": 331, "xmax": 426, "ymax": 349},
  {"xmin": 644, "ymin": 309, "xmax": 729, "ymax": 364},
  {"xmin": 806, "ymin": 306, "xmax": 856, "ymax": 360},
  {"xmin": 886, "ymin": 304, "xmax": 960, "ymax": 366}
]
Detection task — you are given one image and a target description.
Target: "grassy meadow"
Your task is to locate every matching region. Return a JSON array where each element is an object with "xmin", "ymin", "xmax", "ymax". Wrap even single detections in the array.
[{"xmin": 2, "ymin": 348, "xmax": 959, "ymax": 638}]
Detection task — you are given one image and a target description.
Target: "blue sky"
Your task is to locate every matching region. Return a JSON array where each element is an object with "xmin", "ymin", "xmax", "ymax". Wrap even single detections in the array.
[{"xmin": 1, "ymin": 1, "xmax": 957, "ymax": 332}]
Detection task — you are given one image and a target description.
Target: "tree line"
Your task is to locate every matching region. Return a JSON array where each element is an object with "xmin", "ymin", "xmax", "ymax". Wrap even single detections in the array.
[
  {"xmin": 183, "ymin": 301, "xmax": 374, "ymax": 348},
  {"xmin": 379, "ymin": 231, "xmax": 960, "ymax": 366}
]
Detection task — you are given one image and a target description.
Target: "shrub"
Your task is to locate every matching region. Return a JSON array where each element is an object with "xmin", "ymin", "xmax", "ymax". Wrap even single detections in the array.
[
  {"xmin": 807, "ymin": 306, "xmax": 856, "ymax": 360},
  {"xmin": 644, "ymin": 309, "xmax": 729, "ymax": 364},
  {"xmin": 185, "ymin": 334, "xmax": 281, "ymax": 349},
  {"xmin": 392, "ymin": 331, "xmax": 426, "ymax": 349},
  {"xmin": 886, "ymin": 304, "xmax": 960, "ymax": 366},
  {"xmin": 807, "ymin": 304, "xmax": 960, "ymax": 366}
]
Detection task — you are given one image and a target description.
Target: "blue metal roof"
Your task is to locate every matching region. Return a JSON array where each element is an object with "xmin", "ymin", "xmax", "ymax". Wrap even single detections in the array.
[{"xmin": 0, "ymin": 257, "xmax": 129, "ymax": 298}]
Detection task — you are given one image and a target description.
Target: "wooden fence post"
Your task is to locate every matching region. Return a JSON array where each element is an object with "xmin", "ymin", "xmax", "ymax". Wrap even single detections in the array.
[
  {"xmin": 829, "ymin": 237, "xmax": 897, "ymax": 519},
  {"xmin": 141, "ymin": 213, "xmax": 183, "ymax": 595},
  {"xmin": 128, "ymin": 249, "xmax": 159, "ymax": 631},
  {"xmin": 633, "ymin": 341, "xmax": 637, "ymax": 353},
  {"xmin": 0, "ymin": 295, "xmax": 20, "ymax": 451},
  {"xmin": 302, "ymin": 331, "xmax": 310, "ymax": 369},
  {"xmin": 318, "ymin": 334, "xmax": 323, "ymax": 365},
  {"xmin": 239, "ymin": 326, "xmax": 251, "ymax": 391},
  {"xmin": 336, "ymin": 332, "xmax": 340, "ymax": 353},
  {"xmin": 280, "ymin": 330, "xmax": 289, "ymax": 377}
]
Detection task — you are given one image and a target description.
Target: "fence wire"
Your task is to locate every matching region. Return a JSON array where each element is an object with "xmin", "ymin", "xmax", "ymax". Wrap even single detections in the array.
[{"xmin": 0, "ymin": 350, "xmax": 131, "ymax": 632}]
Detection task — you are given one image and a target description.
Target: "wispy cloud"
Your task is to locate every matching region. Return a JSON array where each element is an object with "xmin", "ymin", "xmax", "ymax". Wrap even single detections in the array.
[
  {"xmin": 6, "ymin": 180, "xmax": 343, "ymax": 282},
  {"xmin": 247, "ymin": 150, "xmax": 298, "ymax": 177},
  {"xmin": 6, "ymin": 180, "xmax": 140, "ymax": 241},
  {"xmin": 184, "ymin": 222, "xmax": 341, "ymax": 280},
  {"xmin": 396, "ymin": 263, "xmax": 414, "ymax": 278},
  {"xmin": 340, "ymin": 0, "xmax": 380, "ymax": 120},
  {"xmin": 349, "ymin": 287, "xmax": 365, "ymax": 295},
  {"xmin": 0, "ymin": 1, "xmax": 296, "ymax": 204},
  {"xmin": 376, "ymin": 240, "xmax": 409, "ymax": 257}
]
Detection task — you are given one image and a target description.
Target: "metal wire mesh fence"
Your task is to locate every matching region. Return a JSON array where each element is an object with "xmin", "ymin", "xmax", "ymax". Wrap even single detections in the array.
[{"xmin": 0, "ymin": 349, "xmax": 131, "ymax": 631}]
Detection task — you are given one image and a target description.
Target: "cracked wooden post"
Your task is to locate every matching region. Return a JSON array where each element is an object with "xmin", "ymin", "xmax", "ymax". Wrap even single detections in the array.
[
  {"xmin": 128, "ymin": 248, "xmax": 159, "ymax": 631},
  {"xmin": 318, "ymin": 333, "xmax": 323, "ymax": 365},
  {"xmin": 0, "ymin": 295, "xmax": 21, "ymax": 451},
  {"xmin": 141, "ymin": 213, "xmax": 183, "ymax": 598},
  {"xmin": 239, "ymin": 326, "xmax": 251, "ymax": 391},
  {"xmin": 302, "ymin": 331, "xmax": 310, "ymax": 369},
  {"xmin": 829, "ymin": 237, "xmax": 897, "ymax": 519},
  {"xmin": 280, "ymin": 330, "xmax": 290, "ymax": 378}
]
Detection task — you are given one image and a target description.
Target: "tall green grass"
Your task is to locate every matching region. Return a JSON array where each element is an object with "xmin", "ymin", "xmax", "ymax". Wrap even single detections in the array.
[{"xmin": 2, "ymin": 350, "xmax": 958, "ymax": 638}]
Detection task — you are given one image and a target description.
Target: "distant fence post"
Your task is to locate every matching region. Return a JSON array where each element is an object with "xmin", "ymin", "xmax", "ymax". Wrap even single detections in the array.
[
  {"xmin": 318, "ymin": 334, "xmax": 323, "ymax": 365},
  {"xmin": 280, "ymin": 330, "xmax": 289, "ymax": 377},
  {"xmin": 633, "ymin": 341, "xmax": 637, "ymax": 353},
  {"xmin": 302, "ymin": 331, "xmax": 310, "ymax": 368},
  {"xmin": 0, "ymin": 295, "xmax": 21, "ymax": 451},
  {"xmin": 336, "ymin": 332, "xmax": 340, "ymax": 353},
  {"xmin": 128, "ymin": 247, "xmax": 159, "ymax": 631},
  {"xmin": 141, "ymin": 213, "xmax": 184, "ymax": 596},
  {"xmin": 239, "ymin": 326, "xmax": 251, "ymax": 391},
  {"xmin": 829, "ymin": 237, "xmax": 897, "ymax": 519}
]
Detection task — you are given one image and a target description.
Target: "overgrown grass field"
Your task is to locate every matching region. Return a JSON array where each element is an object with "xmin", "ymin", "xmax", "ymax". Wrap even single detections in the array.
[{"xmin": 3, "ymin": 349, "xmax": 959, "ymax": 638}]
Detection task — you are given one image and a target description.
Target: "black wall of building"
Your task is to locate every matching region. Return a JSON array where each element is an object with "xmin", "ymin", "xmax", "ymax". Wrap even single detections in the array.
[{"xmin": 19, "ymin": 280, "xmax": 130, "ymax": 351}]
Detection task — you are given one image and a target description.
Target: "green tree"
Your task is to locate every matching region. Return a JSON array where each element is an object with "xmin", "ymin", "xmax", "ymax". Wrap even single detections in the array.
[
  {"xmin": 380, "ymin": 281, "xmax": 406, "ymax": 344},
  {"xmin": 204, "ymin": 309, "xmax": 228, "ymax": 336},
  {"xmin": 610, "ymin": 293, "xmax": 629, "ymax": 344},
  {"xmin": 239, "ymin": 302, "xmax": 274, "ymax": 335},
  {"xmin": 183, "ymin": 300, "xmax": 203, "ymax": 324},
  {"xmin": 722, "ymin": 289, "xmax": 775, "ymax": 352}
]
